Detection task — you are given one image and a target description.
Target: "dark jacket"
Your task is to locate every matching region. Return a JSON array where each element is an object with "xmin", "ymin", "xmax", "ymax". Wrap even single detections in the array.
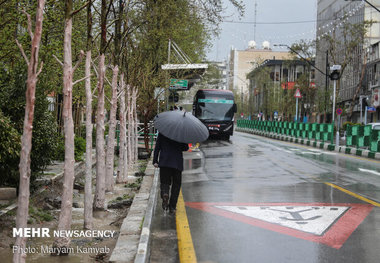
[{"xmin": 153, "ymin": 133, "xmax": 189, "ymax": 171}]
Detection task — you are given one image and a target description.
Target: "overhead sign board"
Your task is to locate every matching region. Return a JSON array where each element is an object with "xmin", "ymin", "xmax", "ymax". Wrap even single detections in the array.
[
  {"xmin": 294, "ymin": 88, "xmax": 302, "ymax": 98},
  {"xmin": 170, "ymin": 79, "xmax": 188, "ymax": 90},
  {"xmin": 161, "ymin": 64, "xmax": 208, "ymax": 70},
  {"xmin": 198, "ymin": 99, "xmax": 233, "ymax": 104}
]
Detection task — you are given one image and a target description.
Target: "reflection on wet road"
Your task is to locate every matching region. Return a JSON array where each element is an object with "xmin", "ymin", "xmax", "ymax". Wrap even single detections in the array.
[{"xmin": 181, "ymin": 131, "xmax": 380, "ymax": 263}]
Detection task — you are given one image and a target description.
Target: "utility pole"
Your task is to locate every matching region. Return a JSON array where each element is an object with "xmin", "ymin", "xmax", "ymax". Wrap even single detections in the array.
[{"xmin": 325, "ymin": 50, "xmax": 329, "ymax": 118}]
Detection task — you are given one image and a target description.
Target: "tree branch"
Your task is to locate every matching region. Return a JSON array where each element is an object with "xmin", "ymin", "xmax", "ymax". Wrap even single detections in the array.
[
  {"xmin": 15, "ymin": 39, "xmax": 29, "ymax": 65},
  {"xmin": 73, "ymin": 75, "xmax": 92, "ymax": 86},
  {"xmin": 117, "ymin": 88, "xmax": 125, "ymax": 100},
  {"xmin": 105, "ymin": 95, "xmax": 111, "ymax": 104},
  {"xmin": 21, "ymin": 9, "xmax": 33, "ymax": 39},
  {"xmin": 73, "ymin": 50, "xmax": 85, "ymax": 73},
  {"xmin": 70, "ymin": 1, "xmax": 90, "ymax": 17},
  {"xmin": 91, "ymin": 60, "xmax": 99, "ymax": 78},
  {"xmin": 36, "ymin": 61, "xmax": 44, "ymax": 77},
  {"xmin": 53, "ymin": 54, "xmax": 63, "ymax": 67}
]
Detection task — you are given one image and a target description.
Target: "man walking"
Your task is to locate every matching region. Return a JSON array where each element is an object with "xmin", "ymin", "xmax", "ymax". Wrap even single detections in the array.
[{"xmin": 153, "ymin": 133, "xmax": 189, "ymax": 214}]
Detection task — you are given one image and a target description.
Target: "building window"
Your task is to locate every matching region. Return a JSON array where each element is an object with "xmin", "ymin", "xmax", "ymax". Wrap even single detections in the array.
[{"xmin": 283, "ymin": 68, "xmax": 288, "ymax": 81}]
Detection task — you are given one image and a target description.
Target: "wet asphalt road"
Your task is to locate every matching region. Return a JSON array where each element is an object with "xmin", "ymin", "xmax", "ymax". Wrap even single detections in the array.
[{"xmin": 177, "ymin": 131, "xmax": 380, "ymax": 263}]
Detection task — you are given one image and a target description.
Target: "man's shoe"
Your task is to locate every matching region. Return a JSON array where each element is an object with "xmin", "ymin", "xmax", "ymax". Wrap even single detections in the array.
[
  {"xmin": 169, "ymin": 208, "xmax": 176, "ymax": 215},
  {"xmin": 162, "ymin": 194, "xmax": 169, "ymax": 211}
]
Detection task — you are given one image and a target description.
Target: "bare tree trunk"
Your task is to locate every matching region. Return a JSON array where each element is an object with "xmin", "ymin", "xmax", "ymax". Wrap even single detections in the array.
[
  {"xmin": 14, "ymin": 1, "xmax": 45, "ymax": 262},
  {"xmin": 83, "ymin": 50, "xmax": 93, "ymax": 229},
  {"xmin": 54, "ymin": 0, "xmax": 76, "ymax": 251},
  {"xmin": 349, "ymin": 53, "xmax": 367, "ymax": 120},
  {"xmin": 127, "ymin": 85, "xmax": 132, "ymax": 167},
  {"xmin": 117, "ymin": 74, "xmax": 127, "ymax": 183},
  {"xmin": 94, "ymin": 54, "xmax": 106, "ymax": 210},
  {"xmin": 83, "ymin": 0, "xmax": 93, "ymax": 230},
  {"xmin": 133, "ymin": 88, "xmax": 139, "ymax": 163},
  {"xmin": 105, "ymin": 66, "xmax": 118, "ymax": 191}
]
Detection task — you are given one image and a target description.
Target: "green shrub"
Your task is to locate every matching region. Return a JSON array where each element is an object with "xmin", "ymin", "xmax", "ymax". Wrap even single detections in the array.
[
  {"xmin": 74, "ymin": 136, "xmax": 86, "ymax": 161},
  {"xmin": 0, "ymin": 110, "xmax": 21, "ymax": 187},
  {"xmin": 343, "ymin": 121, "xmax": 361, "ymax": 131},
  {"xmin": 0, "ymin": 63, "xmax": 59, "ymax": 187},
  {"xmin": 55, "ymin": 136, "xmax": 86, "ymax": 162}
]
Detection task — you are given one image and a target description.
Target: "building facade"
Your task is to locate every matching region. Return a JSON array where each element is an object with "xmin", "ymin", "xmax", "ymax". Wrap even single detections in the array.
[
  {"xmin": 315, "ymin": 0, "xmax": 380, "ymax": 123},
  {"xmin": 248, "ymin": 59, "xmax": 316, "ymax": 121},
  {"xmin": 228, "ymin": 41, "xmax": 291, "ymax": 95}
]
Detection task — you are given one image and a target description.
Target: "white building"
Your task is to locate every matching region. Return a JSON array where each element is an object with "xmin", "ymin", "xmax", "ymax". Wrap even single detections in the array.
[{"xmin": 228, "ymin": 41, "xmax": 291, "ymax": 96}]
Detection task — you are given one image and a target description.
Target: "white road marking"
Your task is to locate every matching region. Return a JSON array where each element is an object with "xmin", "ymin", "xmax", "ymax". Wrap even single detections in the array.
[
  {"xmin": 215, "ymin": 205, "xmax": 349, "ymax": 236},
  {"xmin": 359, "ymin": 168, "xmax": 380, "ymax": 176},
  {"xmin": 301, "ymin": 152, "xmax": 322, "ymax": 155}
]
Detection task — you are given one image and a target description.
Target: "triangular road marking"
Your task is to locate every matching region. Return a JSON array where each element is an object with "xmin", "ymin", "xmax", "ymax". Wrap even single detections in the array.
[
  {"xmin": 186, "ymin": 202, "xmax": 373, "ymax": 249},
  {"xmin": 215, "ymin": 205, "xmax": 348, "ymax": 236}
]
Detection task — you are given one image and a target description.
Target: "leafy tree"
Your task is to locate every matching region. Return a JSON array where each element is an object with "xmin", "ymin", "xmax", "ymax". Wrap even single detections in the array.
[
  {"xmin": 0, "ymin": 63, "xmax": 58, "ymax": 187},
  {"xmin": 0, "ymin": 110, "xmax": 20, "ymax": 187}
]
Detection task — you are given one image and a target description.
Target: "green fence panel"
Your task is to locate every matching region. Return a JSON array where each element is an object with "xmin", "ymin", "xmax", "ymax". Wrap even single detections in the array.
[
  {"xmin": 346, "ymin": 136, "xmax": 353, "ymax": 146},
  {"xmin": 358, "ymin": 126, "xmax": 364, "ymax": 136},
  {"xmin": 371, "ymin": 130, "xmax": 380, "ymax": 141},
  {"xmin": 369, "ymin": 140, "xmax": 379, "ymax": 152},
  {"xmin": 364, "ymin": 125, "xmax": 372, "ymax": 136},
  {"xmin": 351, "ymin": 126, "xmax": 364, "ymax": 136},
  {"xmin": 301, "ymin": 130, "xmax": 307, "ymax": 138},
  {"xmin": 311, "ymin": 123, "xmax": 319, "ymax": 131},
  {"xmin": 346, "ymin": 125, "xmax": 352, "ymax": 136},
  {"xmin": 327, "ymin": 124, "xmax": 333, "ymax": 133},
  {"xmin": 308, "ymin": 131, "xmax": 314, "ymax": 140},
  {"xmin": 315, "ymin": 132, "xmax": 321, "ymax": 140},
  {"xmin": 357, "ymin": 137, "xmax": 365, "ymax": 147},
  {"xmin": 351, "ymin": 125, "xmax": 358, "ymax": 136},
  {"xmin": 322, "ymin": 132, "xmax": 332, "ymax": 142}
]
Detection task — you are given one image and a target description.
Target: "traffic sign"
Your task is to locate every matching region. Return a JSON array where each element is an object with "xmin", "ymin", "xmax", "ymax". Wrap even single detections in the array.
[
  {"xmin": 336, "ymin": 108, "xmax": 342, "ymax": 115},
  {"xmin": 186, "ymin": 202, "xmax": 373, "ymax": 249},
  {"xmin": 367, "ymin": 106, "xmax": 376, "ymax": 112},
  {"xmin": 294, "ymin": 88, "xmax": 302, "ymax": 98},
  {"xmin": 169, "ymin": 79, "xmax": 188, "ymax": 89}
]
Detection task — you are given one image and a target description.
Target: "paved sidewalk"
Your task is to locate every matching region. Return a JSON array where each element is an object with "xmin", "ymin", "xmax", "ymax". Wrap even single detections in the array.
[{"xmin": 109, "ymin": 162, "xmax": 160, "ymax": 263}]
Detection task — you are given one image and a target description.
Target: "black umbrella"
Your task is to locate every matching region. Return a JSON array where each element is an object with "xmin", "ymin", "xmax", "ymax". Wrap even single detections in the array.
[{"xmin": 153, "ymin": 111, "xmax": 209, "ymax": 143}]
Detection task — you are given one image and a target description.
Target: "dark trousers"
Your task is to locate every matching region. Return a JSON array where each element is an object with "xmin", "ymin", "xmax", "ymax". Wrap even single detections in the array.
[{"xmin": 159, "ymin": 167, "xmax": 182, "ymax": 210}]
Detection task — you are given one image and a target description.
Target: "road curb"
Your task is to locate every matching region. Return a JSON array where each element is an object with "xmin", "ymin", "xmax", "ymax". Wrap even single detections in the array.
[
  {"xmin": 134, "ymin": 165, "xmax": 159, "ymax": 263},
  {"xmin": 109, "ymin": 161, "xmax": 158, "ymax": 263},
  {"xmin": 236, "ymin": 127, "xmax": 380, "ymax": 160}
]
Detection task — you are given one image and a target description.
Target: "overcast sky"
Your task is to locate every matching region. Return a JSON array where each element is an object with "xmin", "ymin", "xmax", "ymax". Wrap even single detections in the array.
[{"xmin": 206, "ymin": 0, "xmax": 318, "ymax": 61}]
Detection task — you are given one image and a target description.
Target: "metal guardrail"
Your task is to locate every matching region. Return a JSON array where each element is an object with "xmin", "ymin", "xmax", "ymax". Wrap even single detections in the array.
[
  {"xmin": 116, "ymin": 122, "xmax": 158, "ymax": 151},
  {"xmin": 237, "ymin": 120, "xmax": 380, "ymax": 153},
  {"xmin": 346, "ymin": 124, "xmax": 380, "ymax": 151},
  {"xmin": 237, "ymin": 120, "xmax": 334, "ymax": 144}
]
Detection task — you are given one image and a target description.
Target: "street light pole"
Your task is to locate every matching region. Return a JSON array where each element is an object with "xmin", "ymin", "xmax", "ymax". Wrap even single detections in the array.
[{"xmin": 332, "ymin": 79, "xmax": 337, "ymax": 122}]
